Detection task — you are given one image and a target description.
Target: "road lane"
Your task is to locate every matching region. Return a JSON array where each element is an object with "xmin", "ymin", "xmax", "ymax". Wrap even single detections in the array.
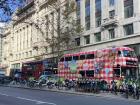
[
  {"xmin": 0, "ymin": 91, "xmax": 57, "ymax": 105},
  {"xmin": 0, "ymin": 86, "xmax": 140, "ymax": 105},
  {"xmin": 0, "ymin": 94, "xmax": 38, "ymax": 105}
]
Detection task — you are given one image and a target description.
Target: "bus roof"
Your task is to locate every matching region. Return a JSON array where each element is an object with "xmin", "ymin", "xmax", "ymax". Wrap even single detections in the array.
[{"xmin": 63, "ymin": 46, "xmax": 134, "ymax": 57}]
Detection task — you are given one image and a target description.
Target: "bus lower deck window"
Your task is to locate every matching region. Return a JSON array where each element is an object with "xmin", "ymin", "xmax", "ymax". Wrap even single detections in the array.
[
  {"xmin": 79, "ymin": 71, "xmax": 85, "ymax": 77},
  {"xmin": 86, "ymin": 54, "xmax": 94, "ymax": 59},
  {"xmin": 80, "ymin": 55, "xmax": 85, "ymax": 60},
  {"xmin": 86, "ymin": 70, "xmax": 94, "ymax": 77}
]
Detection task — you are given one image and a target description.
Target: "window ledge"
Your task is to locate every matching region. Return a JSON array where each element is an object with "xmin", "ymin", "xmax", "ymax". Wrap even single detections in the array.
[{"xmin": 80, "ymin": 33, "xmax": 140, "ymax": 48}]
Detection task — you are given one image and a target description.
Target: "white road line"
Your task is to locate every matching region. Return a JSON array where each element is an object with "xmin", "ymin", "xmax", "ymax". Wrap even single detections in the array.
[
  {"xmin": 0, "ymin": 92, "xmax": 9, "ymax": 97},
  {"xmin": 0, "ymin": 92, "xmax": 57, "ymax": 105},
  {"xmin": 16, "ymin": 97, "xmax": 57, "ymax": 105}
]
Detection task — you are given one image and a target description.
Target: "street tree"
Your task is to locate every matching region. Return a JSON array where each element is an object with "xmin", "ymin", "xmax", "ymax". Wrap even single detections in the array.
[
  {"xmin": 29, "ymin": 0, "xmax": 84, "ymax": 63},
  {"xmin": 6, "ymin": 0, "xmax": 83, "ymax": 70},
  {"xmin": 0, "ymin": 0, "xmax": 25, "ymax": 22}
]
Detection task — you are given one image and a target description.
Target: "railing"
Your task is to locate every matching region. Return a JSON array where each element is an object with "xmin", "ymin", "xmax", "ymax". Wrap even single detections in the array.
[
  {"xmin": 38, "ymin": 0, "xmax": 58, "ymax": 8},
  {"xmin": 1, "ymin": 77, "xmax": 140, "ymax": 100}
]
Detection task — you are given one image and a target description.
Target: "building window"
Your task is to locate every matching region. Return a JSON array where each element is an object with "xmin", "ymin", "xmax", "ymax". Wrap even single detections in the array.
[
  {"xmin": 26, "ymin": 52, "xmax": 28, "ymax": 58},
  {"xmin": 95, "ymin": 32, "xmax": 101, "ymax": 42},
  {"xmin": 96, "ymin": 17, "xmax": 101, "ymax": 27},
  {"xmin": 109, "ymin": 10, "xmax": 115, "ymax": 18},
  {"xmin": 75, "ymin": 38, "xmax": 80, "ymax": 46},
  {"xmin": 30, "ymin": 51, "xmax": 32, "ymax": 57},
  {"xmin": 95, "ymin": 0, "xmax": 101, "ymax": 27},
  {"xmin": 95, "ymin": 0, "xmax": 101, "ymax": 11},
  {"xmin": 16, "ymin": 54, "xmax": 18, "ymax": 59},
  {"xmin": 77, "ymin": 19, "xmax": 80, "ymax": 25},
  {"xmin": 85, "ymin": 0, "xmax": 90, "ymax": 30},
  {"xmin": 22, "ymin": 53, "xmax": 24, "ymax": 58},
  {"xmin": 19, "ymin": 53, "xmax": 21, "ymax": 59},
  {"xmin": 12, "ymin": 63, "xmax": 20, "ymax": 69},
  {"xmin": 85, "ymin": 16, "xmax": 90, "ymax": 30},
  {"xmin": 124, "ymin": 24, "xmax": 134, "ymax": 35},
  {"xmin": 44, "ymin": 47, "xmax": 48, "ymax": 53},
  {"xmin": 84, "ymin": 35, "xmax": 90, "ymax": 45},
  {"xmin": 124, "ymin": 0, "xmax": 133, "ymax": 18},
  {"xmin": 109, "ymin": 0, "xmax": 115, "ymax": 6},
  {"xmin": 76, "ymin": 0, "xmax": 81, "ymax": 25},
  {"xmin": 45, "ymin": 15, "xmax": 49, "ymax": 38},
  {"xmin": 76, "ymin": 0, "xmax": 80, "ymax": 18},
  {"xmin": 109, "ymin": 29, "xmax": 115, "ymax": 39},
  {"xmin": 51, "ymin": 12, "xmax": 54, "ymax": 36}
]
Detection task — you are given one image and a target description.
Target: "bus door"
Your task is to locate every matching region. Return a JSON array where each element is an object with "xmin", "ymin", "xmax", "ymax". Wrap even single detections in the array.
[
  {"xmin": 113, "ymin": 66, "xmax": 121, "ymax": 78},
  {"xmin": 79, "ymin": 71, "xmax": 85, "ymax": 77}
]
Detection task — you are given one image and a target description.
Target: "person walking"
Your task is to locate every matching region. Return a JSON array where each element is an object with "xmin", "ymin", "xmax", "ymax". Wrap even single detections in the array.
[
  {"xmin": 125, "ymin": 82, "xmax": 129, "ymax": 99},
  {"xmin": 14, "ymin": 72, "xmax": 20, "ymax": 84}
]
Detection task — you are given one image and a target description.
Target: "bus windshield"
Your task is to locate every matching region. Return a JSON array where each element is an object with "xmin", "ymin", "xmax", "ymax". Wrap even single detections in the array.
[{"xmin": 122, "ymin": 50, "xmax": 136, "ymax": 58}]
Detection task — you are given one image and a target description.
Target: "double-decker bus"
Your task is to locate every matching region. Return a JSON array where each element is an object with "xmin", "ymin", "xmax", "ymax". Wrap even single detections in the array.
[
  {"xmin": 22, "ymin": 61, "xmax": 43, "ymax": 80},
  {"xmin": 58, "ymin": 47, "xmax": 139, "ymax": 83},
  {"xmin": 21, "ymin": 59, "xmax": 58, "ymax": 80}
]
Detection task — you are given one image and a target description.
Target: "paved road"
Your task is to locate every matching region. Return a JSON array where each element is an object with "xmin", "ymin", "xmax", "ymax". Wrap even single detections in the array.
[{"xmin": 0, "ymin": 86, "xmax": 140, "ymax": 105}]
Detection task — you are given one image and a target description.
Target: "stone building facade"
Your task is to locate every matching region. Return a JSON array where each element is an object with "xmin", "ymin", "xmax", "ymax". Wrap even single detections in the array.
[{"xmin": 3, "ymin": 0, "xmax": 140, "ymax": 76}]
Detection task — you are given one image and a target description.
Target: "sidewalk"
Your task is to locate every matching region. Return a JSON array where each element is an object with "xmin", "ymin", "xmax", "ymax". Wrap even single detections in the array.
[{"xmin": 1, "ymin": 84, "xmax": 140, "ymax": 102}]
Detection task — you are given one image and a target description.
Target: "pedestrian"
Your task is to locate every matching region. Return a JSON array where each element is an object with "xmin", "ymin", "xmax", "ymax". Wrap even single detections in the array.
[
  {"xmin": 132, "ymin": 81, "xmax": 137, "ymax": 99},
  {"xmin": 14, "ymin": 72, "xmax": 20, "ymax": 84},
  {"xmin": 136, "ymin": 86, "xmax": 139, "ymax": 100},
  {"xmin": 125, "ymin": 83, "xmax": 129, "ymax": 99}
]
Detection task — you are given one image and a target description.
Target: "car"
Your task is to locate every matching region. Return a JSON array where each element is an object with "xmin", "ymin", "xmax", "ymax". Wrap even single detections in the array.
[
  {"xmin": 39, "ymin": 74, "xmax": 59, "ymax": 84},
  {"xmin": 0, "ymin": 74, "xmax": 5, "ymax": 84},
  {"xmin": 3, "ymin": 76, "xmax": 13, "ymax": 84}
]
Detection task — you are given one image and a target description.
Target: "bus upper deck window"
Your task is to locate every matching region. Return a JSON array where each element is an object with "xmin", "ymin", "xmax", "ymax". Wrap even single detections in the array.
[
  {"xmin": 118, "ymin": 51, "xmax": 122, "ymax": 57},
  {"xmin": 123, "ymin": 50, "xmax": 131, "ymax": 57},
  {"xmin": 60, "ymin": 57, "xmax": 64, "ymax": 62},
  {"xmin": 65, "ymin": 57, "xmax": 72, "ymax": 61},
  {"xmin": 73, "ymin": 56, "xmax": 79, "ymax": 60},
  {"xmin": 80, "ymin": 55, "xmax": 85, "ymax": 60}
]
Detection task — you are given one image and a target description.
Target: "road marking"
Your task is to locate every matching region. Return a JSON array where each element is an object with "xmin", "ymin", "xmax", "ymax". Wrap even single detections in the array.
[
  {"xmin": 0, "ymin": 92, "xmax": 9, "ymax": 97},
  {"xmin": 16, "ymin": 97, "xmax": 57, "ymax": 105},
  {"xmin": 0, "ymin": 91, "xmax": 139, "ymax": 104},
  {"xmin": 0, "ymin": 92, "xmax": 56, "ymax": 105}
]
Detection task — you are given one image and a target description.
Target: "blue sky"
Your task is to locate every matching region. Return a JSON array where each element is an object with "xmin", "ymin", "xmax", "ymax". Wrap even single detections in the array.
[{"xmin": 0, "ymin": 0, "xmax": 25, "ymax": 22}]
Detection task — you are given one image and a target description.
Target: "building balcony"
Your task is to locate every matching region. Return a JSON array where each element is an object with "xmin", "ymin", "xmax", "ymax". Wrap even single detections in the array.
[
  {"xmin": 26, "ymin": 0, "xmax": 34, "ymax": 5},
  {"xmin": 33, "ymin": 41, "xmax": 48, "ymax": 50},
  {"xmin": 101, "ymin": 16, "xmax": 119, "ymax": 29},
  {"xmin": 12, "ymin": 0, "xmax": 35, "ymax": 25},
  {"xmin": 16, "ymin": 0, "xmax": 34, "ymax": 16},
  {"xmin": 38, "ymin": 0, "xmax": 58, "ymax": 8},
  {"xmin": 38, "ymin": 0, "xmax": 48, "ymax": 5},
  {"xmin": 33, "ymin": 43, "xmax": 39, "ymax": 50}
]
